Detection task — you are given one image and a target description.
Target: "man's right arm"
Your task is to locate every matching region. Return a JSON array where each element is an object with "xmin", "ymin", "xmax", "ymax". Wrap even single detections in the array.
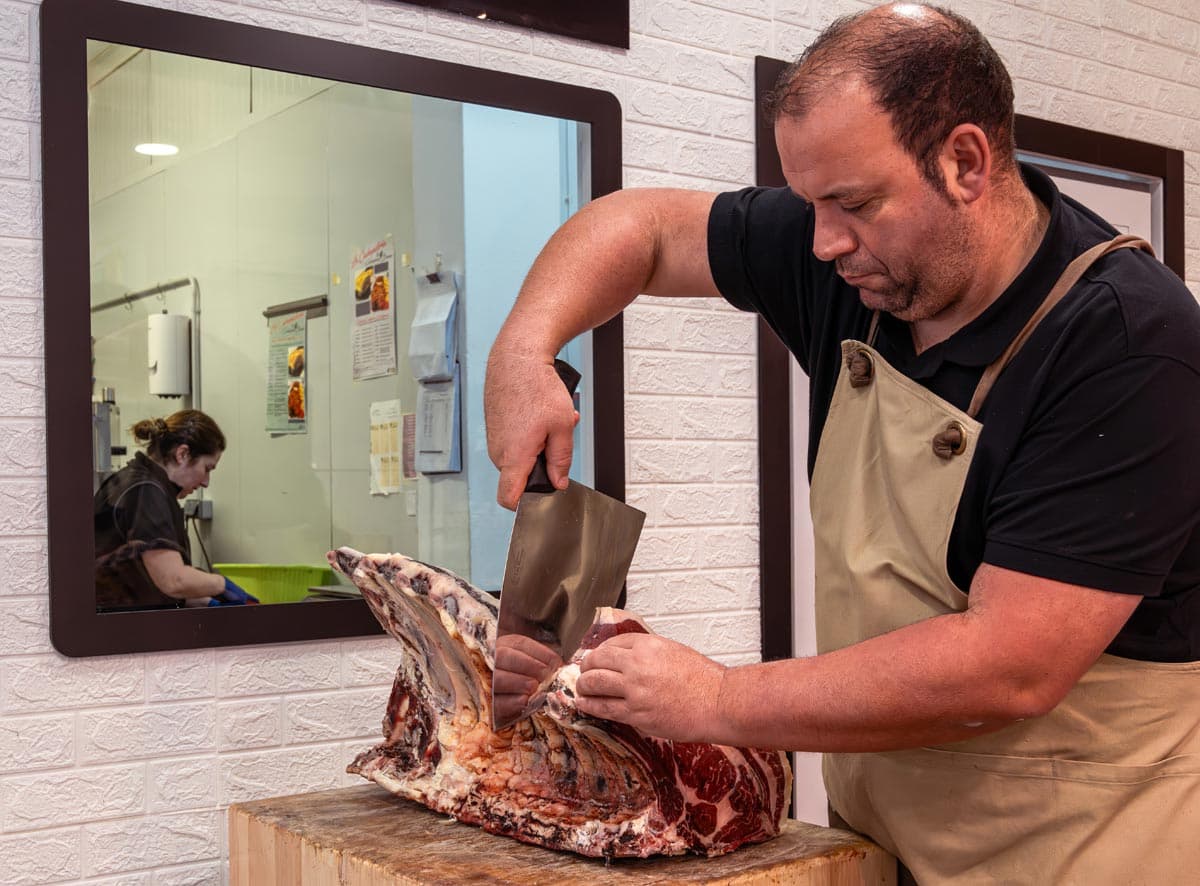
[{"xmin": 485, "ymin": 188, "xmax": 720, "ymax": 509}]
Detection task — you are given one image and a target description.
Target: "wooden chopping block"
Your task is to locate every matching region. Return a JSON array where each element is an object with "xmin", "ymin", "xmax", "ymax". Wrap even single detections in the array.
[{"xmin": 229, "ymin": 784, "xmax": 896, "ymax": 885}]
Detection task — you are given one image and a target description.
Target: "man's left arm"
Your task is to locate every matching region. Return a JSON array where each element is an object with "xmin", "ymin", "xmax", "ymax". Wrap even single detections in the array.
[{"xmin": 575, "ymin": 563, "xmax": 1139, "ymax": 749}]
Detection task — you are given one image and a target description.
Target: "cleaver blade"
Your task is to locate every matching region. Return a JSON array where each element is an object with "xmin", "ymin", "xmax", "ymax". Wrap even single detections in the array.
[{"xmin": 491, "ymin": 361, "xmax": 645, "ymax": 732}]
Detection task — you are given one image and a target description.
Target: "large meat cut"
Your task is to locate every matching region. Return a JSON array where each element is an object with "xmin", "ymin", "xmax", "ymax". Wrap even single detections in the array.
[{"xmin": 329, "ymin": 547, "xmax": 791, "ymax": 858}]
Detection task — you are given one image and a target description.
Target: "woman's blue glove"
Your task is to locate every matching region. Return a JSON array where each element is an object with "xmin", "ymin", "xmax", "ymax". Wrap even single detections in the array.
[{"xmin": 208, "ymin": 576, "xmax": 260, "ymax": 606}]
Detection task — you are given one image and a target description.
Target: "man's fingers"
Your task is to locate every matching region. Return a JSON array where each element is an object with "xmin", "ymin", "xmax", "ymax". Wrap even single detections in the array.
[
  {"xmin": 542, "ymin": 425, "xmax": 575, "ymax": 490},
  {"xmin": 575, "ymin": 695, "xmax": 623, "ymax": 721},
  {"xmin": 486, "ymin": 355, "xmax": 578, "ymax": 506},
  {"xmin": 579, "ymin": 634, "xmax": 640, "ymax": 673},
  {"xmin": 492, "ymin": 670, "xmax": 538, "ymax": 696},
  {"xmin": 496, "ymin": 459, "xmax": 536, "ymax": 510},
  {"xmin": 494, "ymin": 648, "xmax": 551, "ymax": 679},
  {"xmin": 578, "ymin": 647, "xmax": 614, "ymax": 674},
  {"xmin": 576, "ymin": 667, "xmax": 626, "ymax": 699}
]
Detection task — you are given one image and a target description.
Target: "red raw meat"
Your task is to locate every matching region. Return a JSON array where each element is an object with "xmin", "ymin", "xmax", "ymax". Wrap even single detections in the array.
[{"xmin": 329, "ymin": 547, "xmax": 792, "ymax": 858}]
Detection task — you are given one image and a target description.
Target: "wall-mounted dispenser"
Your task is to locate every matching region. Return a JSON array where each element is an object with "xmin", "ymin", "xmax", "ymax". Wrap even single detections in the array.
[
  {"xmin": 147, "ymin": 311, "xmax": 191, "ymax": 397},
  {"xmin": 409, "ymin": 272, "xmax": 462, "ymax": 474}
]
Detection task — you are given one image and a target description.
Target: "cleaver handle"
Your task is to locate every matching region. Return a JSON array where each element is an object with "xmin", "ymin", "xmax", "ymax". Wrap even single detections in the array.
[{"xmin": 524, "ymin": 359, "xmax": 582, "ymax": 494}]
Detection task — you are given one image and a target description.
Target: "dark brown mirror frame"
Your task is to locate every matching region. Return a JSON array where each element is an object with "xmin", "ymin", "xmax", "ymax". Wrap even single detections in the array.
[
  {"xmin": 41, "ymin": 0, "xmax": 624, "ymax": 657},
  {"xmin": 752, "ymin": 54, "xmax": 1187, "ymax": 662}
]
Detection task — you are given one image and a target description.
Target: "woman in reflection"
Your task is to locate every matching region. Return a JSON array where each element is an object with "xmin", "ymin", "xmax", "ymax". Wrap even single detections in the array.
[{"xmin": 94, "ymin": 409, "xmax": 258, "ymax": 610}]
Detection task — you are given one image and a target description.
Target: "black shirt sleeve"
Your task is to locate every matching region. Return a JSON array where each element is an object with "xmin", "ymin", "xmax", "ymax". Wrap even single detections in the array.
[
  {"xmin": 708, "ymin": 186, "xmax": 819, "ymax": 374},
  {"xmin": 707, "ymin": 185, "xmax": 874, "ymax": 474}
]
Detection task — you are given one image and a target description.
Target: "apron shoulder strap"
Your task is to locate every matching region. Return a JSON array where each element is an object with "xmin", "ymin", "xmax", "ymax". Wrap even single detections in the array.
[
  {"xmin": 866, "ymin": 310, "xmax": 882, "ymax": 347},
  {"xmin": 966, "ymin": 234, "xmax": 1153, "ymax": 418}
]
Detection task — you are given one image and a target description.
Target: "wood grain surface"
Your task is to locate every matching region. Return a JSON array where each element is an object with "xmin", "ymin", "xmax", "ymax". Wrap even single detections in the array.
[{"xmin": 229, "ymin": 784, "xmax": 896, "ymax": 885}]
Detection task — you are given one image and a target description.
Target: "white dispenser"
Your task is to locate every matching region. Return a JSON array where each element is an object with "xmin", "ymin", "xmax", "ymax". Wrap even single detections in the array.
[{"xmin": 147, "ymin": 312, "xmax": 191, "ymax": 398}]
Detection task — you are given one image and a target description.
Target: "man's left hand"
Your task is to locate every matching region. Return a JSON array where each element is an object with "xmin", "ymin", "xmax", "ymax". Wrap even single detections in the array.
[{"xmin": 575, "ymin": 633, "xmax": 726, "ymax": 743}]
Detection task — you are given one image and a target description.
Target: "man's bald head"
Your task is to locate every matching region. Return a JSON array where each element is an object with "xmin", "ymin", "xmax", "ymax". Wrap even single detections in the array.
[{"xmin": 766, "ymin": 3, "xmax": 1017, "ymax": 196}]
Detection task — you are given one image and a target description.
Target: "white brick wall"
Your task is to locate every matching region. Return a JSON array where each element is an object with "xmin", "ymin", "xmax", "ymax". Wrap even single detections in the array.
[{"xmin": 0, "ymin": 0, "xmax": 1195, "ymax": 881}]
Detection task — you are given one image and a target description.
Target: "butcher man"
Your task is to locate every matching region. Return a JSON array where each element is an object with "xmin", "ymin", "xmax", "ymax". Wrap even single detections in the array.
[{"xmin": 483, "ymin": 4, "xmax": 1200, "ymax": 883}]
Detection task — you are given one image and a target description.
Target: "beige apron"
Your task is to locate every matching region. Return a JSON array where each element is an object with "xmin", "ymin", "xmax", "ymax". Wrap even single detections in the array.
[{"xmin": 810, "ymin": 235, "xmax": 1200, "ymax": 885}]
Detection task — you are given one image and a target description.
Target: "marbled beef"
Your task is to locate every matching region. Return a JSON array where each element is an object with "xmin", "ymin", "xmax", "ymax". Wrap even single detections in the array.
[{"xmin": 329, "ymin": 547, "xmax": 791, "ymax": 858}]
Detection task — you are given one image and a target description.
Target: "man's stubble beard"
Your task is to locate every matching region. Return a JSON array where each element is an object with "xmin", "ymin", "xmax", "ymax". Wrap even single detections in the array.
[{"xmin": 861, "ymin": 205, "xmax": 975, "ymax": 324}]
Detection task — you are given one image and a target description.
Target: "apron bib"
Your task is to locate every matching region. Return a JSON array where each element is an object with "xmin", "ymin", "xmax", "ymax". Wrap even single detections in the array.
[{"xmin": 810, "ymin": 235, "xmax": 1200, "ymax": 884}]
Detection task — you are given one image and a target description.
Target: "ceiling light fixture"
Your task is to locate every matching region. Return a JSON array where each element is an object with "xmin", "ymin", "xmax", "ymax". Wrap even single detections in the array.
[{"xmin": 134, "ymin": 142, "xmax": 178, "ymax": 156}]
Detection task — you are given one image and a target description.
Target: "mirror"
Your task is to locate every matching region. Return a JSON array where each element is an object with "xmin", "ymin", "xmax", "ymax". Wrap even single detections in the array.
[{"xmin": 43, "ymin": 0, "xmax": 624, "ymax": 656}]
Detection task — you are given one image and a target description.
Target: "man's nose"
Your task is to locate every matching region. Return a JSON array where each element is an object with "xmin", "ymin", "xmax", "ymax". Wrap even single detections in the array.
[{"xmin": 811, "ymin": 215, "xmax": 856, "ymax": 263}]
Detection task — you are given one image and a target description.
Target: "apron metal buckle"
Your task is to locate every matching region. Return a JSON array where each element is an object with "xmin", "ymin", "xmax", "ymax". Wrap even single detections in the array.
[{"xmin": 932, "ymin": 421, "xmax": 967, "ymax": 459}]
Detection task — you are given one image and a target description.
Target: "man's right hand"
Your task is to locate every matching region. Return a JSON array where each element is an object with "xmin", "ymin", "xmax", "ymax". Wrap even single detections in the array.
[{"xmin": 485, "ymin": 351, "xmax": 579, "ymax": 510}]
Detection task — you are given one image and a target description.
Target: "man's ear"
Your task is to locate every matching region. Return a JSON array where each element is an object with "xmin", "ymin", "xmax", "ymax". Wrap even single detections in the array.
[{"xmin": 940, "ymin": 123, "xmax": 991, "ymax": 204}]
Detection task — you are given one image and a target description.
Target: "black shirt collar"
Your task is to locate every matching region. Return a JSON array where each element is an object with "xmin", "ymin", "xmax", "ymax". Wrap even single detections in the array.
[
  {"xmin": 877, "ymin": 163, "xmax": 1114, "ymax": 378},
  {"xmin": 131, "ymin": 450, "xmax": 184, "ymax": 498}
]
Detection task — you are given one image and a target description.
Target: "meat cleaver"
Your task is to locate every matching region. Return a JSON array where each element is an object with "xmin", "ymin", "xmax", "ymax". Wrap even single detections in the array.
[{"xmin": 491, "ymin": 359, "xmax": 646, "ymax": 731}]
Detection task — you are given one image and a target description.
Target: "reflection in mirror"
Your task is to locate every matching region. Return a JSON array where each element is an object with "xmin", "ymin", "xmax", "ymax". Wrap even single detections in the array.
[
  {"xmin": 94, "ymin": 407, "xmax": 235, "ymax": 610},
  {"xmin": 86, "ymin": 41, "xmax": 597, "ymax": 610},
  {"xmin": 42, "ymin": 0, "xmax": 623, "ymax": 656}
]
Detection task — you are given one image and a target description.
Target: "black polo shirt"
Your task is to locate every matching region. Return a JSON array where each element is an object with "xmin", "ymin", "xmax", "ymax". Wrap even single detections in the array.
[
  {"xmin": 709, "ymin": 164, "xmax": 1200, "ymax": 662},
  {"xmin": 94, "ymin": 451, "xmax": 190, "ymax": 610}
]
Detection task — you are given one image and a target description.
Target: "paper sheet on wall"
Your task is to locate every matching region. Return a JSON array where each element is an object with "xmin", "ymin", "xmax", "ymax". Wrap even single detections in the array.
[
  {"xmin": 402, "ymin": 412, "xmax": 417, "ymax": 480},
  {"xmin": 415, "ymin": 366, "xmax": 461, "ymax": 473},
  {"xmin": 350, "ymin": 238, "xmax": 397, "ymax": 381},
  {"xmin": 266, "ymin": 311, "xmax": 307, "ymax": 434},
  {"xmin": 369, "ymin": 398, "xmax": 403, "ymax": 495}
]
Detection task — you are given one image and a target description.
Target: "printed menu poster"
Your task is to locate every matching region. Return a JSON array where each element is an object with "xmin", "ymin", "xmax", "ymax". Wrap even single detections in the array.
[
  {"xmin": 351, "ymin": 238, "xmax": 397, "ymax": 381},
  {"xmin": 369, "ymin": 398, "xmax": 403, "ymax": 495},
  {"xmin": 267, "ymin": 311, "xmax": 307, "ymax": 434}
]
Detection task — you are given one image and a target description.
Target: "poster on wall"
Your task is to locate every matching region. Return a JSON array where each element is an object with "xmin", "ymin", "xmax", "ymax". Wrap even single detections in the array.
[
  {"xmin": 402, "ymin": 412, "xmax": 417, "ymax": 480},
  {"xmin": 266, "ymin": 310, "xmax": 307, "ymax": 434},
  {"xmin": 350, "ymin": 238, "xmax": 397, "ymax": 381},
  {"xmin": 369, "ymin": 398, "xmax": 403, "ymax": 495}
]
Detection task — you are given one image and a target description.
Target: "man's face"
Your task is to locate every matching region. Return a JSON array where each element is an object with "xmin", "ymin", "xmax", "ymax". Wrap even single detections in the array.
[{"xmin": 775, "ymin": 79, "xmax": 973, "ymax": 323}]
